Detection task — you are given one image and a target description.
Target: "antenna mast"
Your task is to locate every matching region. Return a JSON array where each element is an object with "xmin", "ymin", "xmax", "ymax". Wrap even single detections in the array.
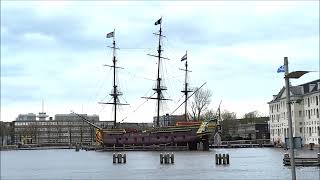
[
  {"xmin": 99, "ymin": 30, "xmax": 129, "ymax": 128},
  {"xmin": 42, "ymin": 99, "xmax": 44, "ymax": 113},
  {"xmin": 143, "ymin": 17, "xmax": 170, "ymax": 127}
]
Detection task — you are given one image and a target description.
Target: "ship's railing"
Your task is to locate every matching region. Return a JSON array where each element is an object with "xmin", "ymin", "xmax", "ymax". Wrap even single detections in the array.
[
  {"xmin": 103, "ymin": 128, "xmax": 126, "ymax": 134},
  {"xmin": 197, "ymin": 120, "xmax": 217, "ymax": 135},
  {"xmin": 148, "ymin": 125, "xmax": 199, "ymax": 133}
]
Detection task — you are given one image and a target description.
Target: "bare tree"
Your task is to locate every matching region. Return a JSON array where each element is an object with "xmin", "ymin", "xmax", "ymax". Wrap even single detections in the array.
[
  {"xmin": 221, "ymin": 110, "xmax": 237, "ymax": 121},
  {"xmin": 203, "ymin": 110, "xmax": 216, "ymax": 120},
  {"xmin": 220, "ymin": 110, "xmax": 237, "ymax": 141},
  {"xmin": 190, "ymin": 87, "xmax": 212, "ymax": 121},
  {"xmin": 243, "ymin": 110, "xmax": 262, "ymax": 124},
  {"xmin": 244, "ymin": 110, "xmax": 260, "ymax": 119}
]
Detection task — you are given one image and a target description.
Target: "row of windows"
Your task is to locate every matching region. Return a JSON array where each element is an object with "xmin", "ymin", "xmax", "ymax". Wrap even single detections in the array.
[
  {"xmin": 15, "ymin": 121, "xmax": 89, "ymax": 126},
  {"xmin": 270, "ymin": 101, "xmax": 287, "ymax": 113},
  {"xmin": 304, "ymin": 109, "xmax": 319, "ymax": 119},
  {"xmin": 270, "ymin": 108, "xmax": 319, "ymax": 122},
  {"xmin": 270, "ymin": 121, "xmax": 319, "ymax": 129},
  {"xmin": 305, "ymin": 95, "xmax": 319, "ymax": 107},
  {"xmin": 271, "ymin": 126, "xmax": 320, "ymax": 136},
  {"xmin": 303, "ymin": 121, "xmax": 319, "ymax": 126},
  {"xmin": 270, "ymin": 94, "xmax": 319, "ymax": 113},
  {"xmin": 15, "ymin": 121, "xmax": 113, "ymax": 127}
]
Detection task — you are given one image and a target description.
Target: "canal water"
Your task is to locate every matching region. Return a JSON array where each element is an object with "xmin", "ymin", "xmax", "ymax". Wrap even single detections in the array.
[{"xmin": 1, "ymin": 148, "xmax": 319, "ymax": 179}]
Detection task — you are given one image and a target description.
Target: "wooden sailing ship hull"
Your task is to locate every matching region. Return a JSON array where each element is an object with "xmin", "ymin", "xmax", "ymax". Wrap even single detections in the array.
[{"xmin": 97, "ymin": 123, "xmax": 216, "ymax": 150}]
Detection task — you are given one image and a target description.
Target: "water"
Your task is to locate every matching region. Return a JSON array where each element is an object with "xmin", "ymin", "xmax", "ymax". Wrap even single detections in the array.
[{"xmin": 1, "ymin": 148, "xmax": 319, "ymax": 180}]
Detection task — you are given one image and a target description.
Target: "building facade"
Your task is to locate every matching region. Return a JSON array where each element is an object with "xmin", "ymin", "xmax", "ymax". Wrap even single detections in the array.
[
  {"xmin": 15, "ymin": 113, "xmax": 37, "ymax": 121},
  {"xmin": 268, "ymin": 79, "xmax": 320, "ymax": 145},
  {"xmin": 13, "ymin": 114, "xmax": 113, "ymax": 146},
  {"xmin": 0, "ymin": 121, "xmax": 15, "ymax": 146},
  {"xmin": 221, "ymin": 117, "xmax": 270, "ymax": 141}
]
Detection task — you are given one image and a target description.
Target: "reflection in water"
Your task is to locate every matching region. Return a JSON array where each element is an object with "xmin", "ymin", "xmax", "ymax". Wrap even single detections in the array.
[{"xmin": 1, "ymin": 148, "xmax": 319, "ymax": 179}]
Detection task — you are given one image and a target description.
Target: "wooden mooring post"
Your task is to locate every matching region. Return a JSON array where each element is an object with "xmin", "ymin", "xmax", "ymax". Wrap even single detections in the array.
[
  {"xmin": 75, "ymin": 144, "xmax": 80, "ymax": 152},
  {"xmin": 215, "ymin": 153, "xmax": 230, "ymax": 165},
  {"xmin": 160, "ymin": 152, "xmax": 174, "ymax": 164},
  {"xmin": 113, "ymin": 153, "xmax": 127, "ymax": 164}
]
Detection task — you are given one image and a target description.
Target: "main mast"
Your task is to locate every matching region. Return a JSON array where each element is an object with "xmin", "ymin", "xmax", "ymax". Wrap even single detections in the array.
[
  {"xmin": 99, "ymin": 30, "xmax": 129, "ymax": 128},
  {"xmin": 180, "ymin": 51, "xmax": 192, "ymax": 121},
  {"xmin": 144, "ymin": 17, "xmax": 170, "ymax": 127}
]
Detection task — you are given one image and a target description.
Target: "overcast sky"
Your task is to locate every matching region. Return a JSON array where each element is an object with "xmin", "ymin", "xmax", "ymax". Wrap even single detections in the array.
[{"xmin": 1, "ymin": 1, "xmax": 319, "ymax": 122}]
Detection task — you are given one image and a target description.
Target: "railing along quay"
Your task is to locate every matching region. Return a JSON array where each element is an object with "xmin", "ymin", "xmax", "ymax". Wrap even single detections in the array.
[
  {"xmin": 283, "ymin": 153, "xmax": 320, "ymax": 166},
  {"xmin": 210, "ymin": 139, "xmax": 274, "ymax": 148}
]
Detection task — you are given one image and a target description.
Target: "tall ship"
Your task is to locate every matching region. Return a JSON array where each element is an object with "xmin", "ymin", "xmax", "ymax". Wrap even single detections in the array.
[{"xmin": 75, "ymin": 18, "xmax": 219, "ymax": 151}]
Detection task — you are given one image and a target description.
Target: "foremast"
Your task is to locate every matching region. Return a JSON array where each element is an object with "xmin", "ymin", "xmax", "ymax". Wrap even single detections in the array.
[{"xmin": 99, "ymin": 30, "xmax": 129, "ymax": 128}]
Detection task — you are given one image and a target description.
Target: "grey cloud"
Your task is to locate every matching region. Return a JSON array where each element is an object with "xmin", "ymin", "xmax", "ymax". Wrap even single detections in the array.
[
  {"xmin": 2, "ymin": 7, "xmax": 102, "ymax": 52},
  {"xmin": 165, "ymin": 12, "xmax": 318, "ymax": 47},
  {"xmin": 1, "ymin": 64, "xmax": 28, "ymax": 77},
  {"xmin": 1, "ymin": 83, "xmax": 40, "ymax": 104}
]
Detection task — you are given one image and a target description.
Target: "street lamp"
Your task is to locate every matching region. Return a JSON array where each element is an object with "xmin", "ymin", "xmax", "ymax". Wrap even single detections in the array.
[{"xmin": 283, "ymin": 57, "xmax": 310, "ymax": 180}]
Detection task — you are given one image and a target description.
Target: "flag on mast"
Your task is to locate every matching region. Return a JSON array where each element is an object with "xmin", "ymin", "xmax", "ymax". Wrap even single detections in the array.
[
  {"xmin": 181, "ymin": 52, "xmax": 187, "ymax": 61},
  {"xmin": 277, "ymin": 65, "xmax": 285, "ymax": 73},
  {"xmin": 106, "ymin": 31, "xmax": 114, "ymax": 38},
  {"xmin": 154, "ymin": 18, "xmax": 162, "ymax": 25}
]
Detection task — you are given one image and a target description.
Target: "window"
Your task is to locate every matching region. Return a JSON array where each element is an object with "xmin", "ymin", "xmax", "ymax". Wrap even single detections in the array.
[
  {"xmin": 308, "ymin": 98, "xmax": 310, "ymax": 107},
  {"xmin": 317, "ymin": 96, "xmax": 319, "ymax": 106},
  {"xmin": 317, "ymin": 109, "xmax": 319, "ymax": 118},
  {"xmin": 308, "ymin": 110, "xmax": 311, "ymax": 119},
  {"xmin": 309, "ymin": 127, "xmax": 311, "ymax": 136},
  {"xmin": 299, "ymin": 111, "xmax": 302, "ymax": 117}
]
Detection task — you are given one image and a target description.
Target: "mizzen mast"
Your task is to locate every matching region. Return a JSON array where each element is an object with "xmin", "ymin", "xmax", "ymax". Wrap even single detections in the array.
[
  {"xmin": 99, "ymin": 30, "xmax": 129, "ymax": 128},
  {"xmin": 180, "ymin": 51, "xmax": 192, "ymax": 121}
]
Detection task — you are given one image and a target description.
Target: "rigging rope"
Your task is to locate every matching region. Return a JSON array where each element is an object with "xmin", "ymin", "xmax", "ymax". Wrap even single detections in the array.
[{"xmin": 119, "ymin": 92, "xmax": 156, "ymax": 122}]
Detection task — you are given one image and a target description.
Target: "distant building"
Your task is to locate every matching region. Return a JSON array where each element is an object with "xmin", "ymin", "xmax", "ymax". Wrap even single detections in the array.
[
  {"xmin": 13, "ymin": 113, "xmax": 113, "ymax": 145},
  {"xmin": 38, "ymin": 112, "xmax": 49, "ymax": 121},
  {"xmin": 0, "ymin": 121, "xmax": 15, "ymax": 145},
  {"xmin": 222, "ymin": 117, "xmax": 270, "ymax": 140},
  {"xmin": 54, "ymin": 114, "xmax": 99, "ymax": 121},
  {"xmin": 153, "ymin": 114, "xmax": 185, "ymax": 127},
  {"xmin": 15, "ymin": 113, "xmax": 37, "ymax": 121},
  {"xmin": 268, "ymin": 79, "xmax": 320, "ymax": 145}
]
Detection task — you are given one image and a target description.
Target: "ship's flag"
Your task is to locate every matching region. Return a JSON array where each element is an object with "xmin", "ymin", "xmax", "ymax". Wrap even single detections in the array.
[
  {"xmin": 154, "ymin": 18, "xmax": 162, "ymax": 25},
  {"xmin": 106, "ymin": 31, "xmax": 114, "ymax": 38},
  {"xmin": 277, "ymin": 65, "xmax": 285, "ymax": 73},
  {"xmin": 181, "ymin": 52, "xmax": 187, "ymax": 61}
]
